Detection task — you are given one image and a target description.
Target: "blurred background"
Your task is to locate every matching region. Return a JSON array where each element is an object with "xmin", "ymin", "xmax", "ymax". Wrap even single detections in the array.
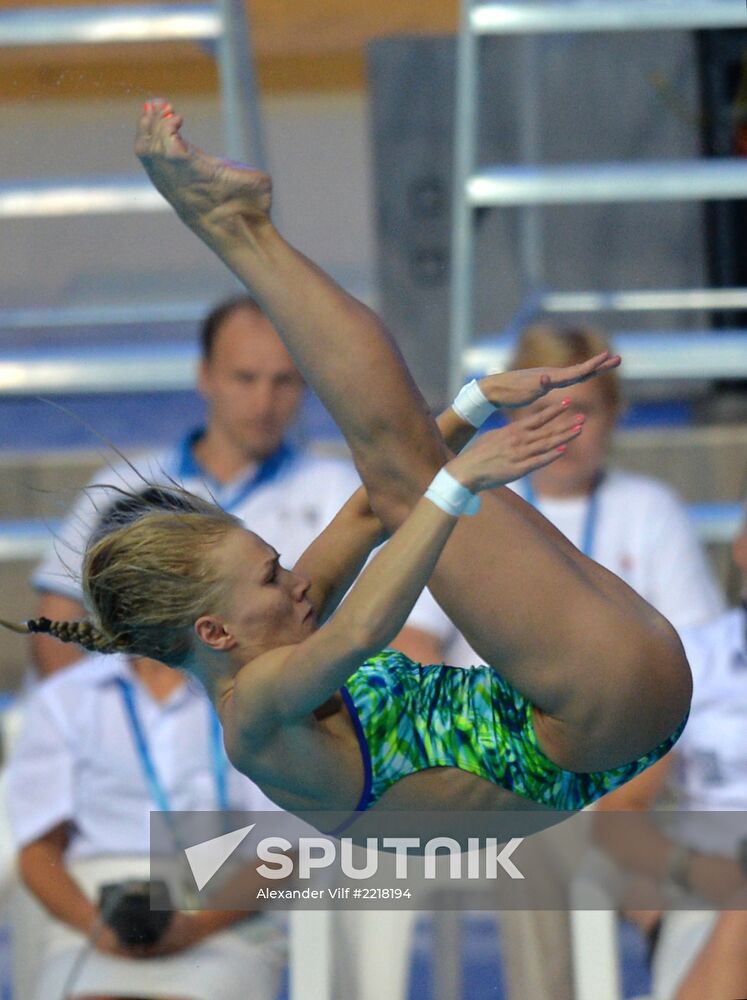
[
  {"xmin": 2, "ymin": 3, "xmax": 747, "ymax": 997},
  {"xmin": 2, "ymin": 0, "xmax": 747, "ymax": 689},
  {"xmin": 1, "ymin": 0, "xmax": 416, "ymax": 686},
  {"xmin": 2, "ymin": 0, "xmax": 747, "ymax": 685}
]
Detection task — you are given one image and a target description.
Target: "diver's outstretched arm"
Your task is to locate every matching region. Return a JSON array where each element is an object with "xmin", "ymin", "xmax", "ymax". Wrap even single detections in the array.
[
  {"xmin": 296, "ymin": 360, "xmax": 611, "ymax": 620},
  {"xmin": 232, "ymin": 401, "xmax": 583, "ymax": 730}
]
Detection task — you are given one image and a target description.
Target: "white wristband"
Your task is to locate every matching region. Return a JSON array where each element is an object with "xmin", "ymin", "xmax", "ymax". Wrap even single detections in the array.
[
  {"xmin": 451, "ymin": 379, "xmax": 496, "ymax": 428},
  {"xmin": 425, "ymin": 468, "xmax": 481, "ymax": 517}
]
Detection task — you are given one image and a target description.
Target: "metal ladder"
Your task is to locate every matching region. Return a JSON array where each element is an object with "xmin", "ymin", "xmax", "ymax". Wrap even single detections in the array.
[
  {"xmin": 444, "ymin": 6, "xmax": 747, "ymax": 998},
  {"xmin": 449, "ymin": 0, "xmax": 747, "ymax": 398},
  {"xmin": 0, "ymin": 0, "xmax": 264, "ymax": 387},
  {"xmin": 0, "ymin": 1, "xmax": 264, "ymax": 559}
]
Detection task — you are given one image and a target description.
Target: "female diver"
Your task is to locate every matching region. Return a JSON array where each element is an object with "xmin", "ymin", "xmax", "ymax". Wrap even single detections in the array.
[{"xmin": 2, "ymin": 102, "xmax": 691, "ymax": 829}]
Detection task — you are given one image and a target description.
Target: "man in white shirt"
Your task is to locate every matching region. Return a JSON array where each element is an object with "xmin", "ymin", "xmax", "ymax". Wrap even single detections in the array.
[
  {"xmin": 32, "ymin": 294, "xmax": 446, "ymax": 675},
  {"xmin": 7, "ymin": 650, "xmax": 287, "ymax": 1000}
]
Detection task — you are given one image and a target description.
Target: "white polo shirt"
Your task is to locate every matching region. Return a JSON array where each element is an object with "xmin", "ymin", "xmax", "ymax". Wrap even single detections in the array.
[
  {"xmin": 6, "ymin": 653, "xmax": 280, "ymax": 861},
  {"xmin": 670, "ymin": 608, "xmax": 747, "ymax": 859},
  {"xmin": 676, "ymin": 606, "xmax": 747, "ymax": 811},
  {"xmin": 32, "ymin": 429, "xmax": 449, "ymax": 641},
  {"xmin": 652, "ymin": 612, "xmax": 747, "ymax": 997}
]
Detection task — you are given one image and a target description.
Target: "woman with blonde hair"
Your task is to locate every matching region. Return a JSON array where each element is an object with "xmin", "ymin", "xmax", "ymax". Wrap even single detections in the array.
[{"xmin": 3, "ymin": 102, "xmax": 691, "ymax": 832}]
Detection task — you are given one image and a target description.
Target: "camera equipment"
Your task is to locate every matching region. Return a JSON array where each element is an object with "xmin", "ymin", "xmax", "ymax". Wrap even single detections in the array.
[{"xmin": 98, "ymin": 879, "xmax": 173, "ymax": 946}]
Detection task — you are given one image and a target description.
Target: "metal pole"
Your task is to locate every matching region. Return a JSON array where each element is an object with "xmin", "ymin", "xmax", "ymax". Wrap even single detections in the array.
[
  {"xmin": 517, "ymin": 33, "xmax": 544, "ymax": 295},
  {"xmin": 448, "ymin": 0, "xmax": 480, "ymax": 397},
  {"xmin": 216, "ymin": 0, "xmax": 267, "ymax": 169}
]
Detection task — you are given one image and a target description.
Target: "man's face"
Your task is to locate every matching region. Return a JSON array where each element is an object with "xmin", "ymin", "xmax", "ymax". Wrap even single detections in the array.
[{"xmin": 198, "ymin": 307, "xmax": 305, "ymax": 461}]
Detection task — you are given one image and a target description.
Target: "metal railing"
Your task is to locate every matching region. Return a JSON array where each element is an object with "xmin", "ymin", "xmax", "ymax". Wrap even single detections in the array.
[
  {"xmin": 449, "ymin": 0, "xmax": 747, "ymax": 394},
  {"xmin": 0, "ymin": 0, "xmax": 263, "ymax": 397}
]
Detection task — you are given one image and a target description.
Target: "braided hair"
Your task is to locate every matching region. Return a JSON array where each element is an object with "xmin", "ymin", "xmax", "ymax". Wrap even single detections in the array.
[
  {"xmin": 1, "ymin": 484, "xmax": 242, "ymax": 665},
  {"xmin": 0, "ymin": 616, "xmax": 126, "ymax": 654}
]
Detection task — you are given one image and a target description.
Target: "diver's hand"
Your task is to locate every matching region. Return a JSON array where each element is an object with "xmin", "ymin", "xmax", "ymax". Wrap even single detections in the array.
[
  {"xmin": 446, "ymin": 398, "xmax": 584, "ymax": 492},
  {"xmin": 478, "ymin": 350, "xmax": 620, "ymax": 410}
]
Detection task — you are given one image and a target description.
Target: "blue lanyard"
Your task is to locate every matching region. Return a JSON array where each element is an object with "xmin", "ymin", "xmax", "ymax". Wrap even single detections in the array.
[
  {"xmin": 176, "ymin": 429, "xmax": 295, "ymax": 513},
  {"xmin": 524, "ymin": 476, "xmax": 601, "ymax": 560},
  {"xmin": 116, "ymin": 677, "xmax": 229, "ymax": 813}
]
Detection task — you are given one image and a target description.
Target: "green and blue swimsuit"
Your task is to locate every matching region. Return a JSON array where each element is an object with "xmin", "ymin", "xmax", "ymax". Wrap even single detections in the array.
[{"xmin": 340, "ymin": 650, "xmax": 686, "ymax": 812}]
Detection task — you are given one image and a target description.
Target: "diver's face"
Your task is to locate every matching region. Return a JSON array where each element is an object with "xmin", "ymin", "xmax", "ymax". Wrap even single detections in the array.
[{"xmin": 213, "ymin": 528, "xmax": 316, "ymax": 657}]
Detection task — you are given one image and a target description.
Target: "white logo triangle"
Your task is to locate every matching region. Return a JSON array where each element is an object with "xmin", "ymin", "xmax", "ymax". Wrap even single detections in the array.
[{"xmin": 184, "ymin": 823, "xmax": 256, "ymax": 892}]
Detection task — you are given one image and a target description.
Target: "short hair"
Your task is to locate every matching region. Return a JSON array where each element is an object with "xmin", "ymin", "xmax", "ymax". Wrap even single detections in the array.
[
  {"xmin": 199, "ymin": 294, "xmax": 265, "ymax": 362},
  {"xmin": 509, "ymin": 323, "xmax": 622, "ymax": 412}
]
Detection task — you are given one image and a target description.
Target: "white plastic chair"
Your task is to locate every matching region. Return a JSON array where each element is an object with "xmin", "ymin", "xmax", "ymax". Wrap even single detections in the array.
[{"xmin": 570, "ymin": 852, "xmax": 652, "ymax": 1000}]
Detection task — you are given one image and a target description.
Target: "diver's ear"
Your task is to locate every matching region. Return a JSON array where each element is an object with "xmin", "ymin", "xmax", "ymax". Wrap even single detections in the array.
[{"xmin": 194, "ymin": 615, "xmax": 236, "ymax": 652}]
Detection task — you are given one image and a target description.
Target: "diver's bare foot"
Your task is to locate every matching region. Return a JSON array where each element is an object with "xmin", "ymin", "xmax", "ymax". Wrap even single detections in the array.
[{"xmin": 135, "ymin": 99, "xmax": 272, "ymax": 238}]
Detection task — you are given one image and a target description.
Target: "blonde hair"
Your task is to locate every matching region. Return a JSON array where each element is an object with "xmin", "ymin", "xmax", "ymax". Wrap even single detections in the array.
[
  {"xmin": 82, "ymin": 505, "xmax": 242, "ymax": 664},
  {"xmin": 2, "ymin": 489, "xmax": 242, "ymax": 665},
  {"xmin": 510, "ymin": 324, "xmax": 622, "ymax": 412}
]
